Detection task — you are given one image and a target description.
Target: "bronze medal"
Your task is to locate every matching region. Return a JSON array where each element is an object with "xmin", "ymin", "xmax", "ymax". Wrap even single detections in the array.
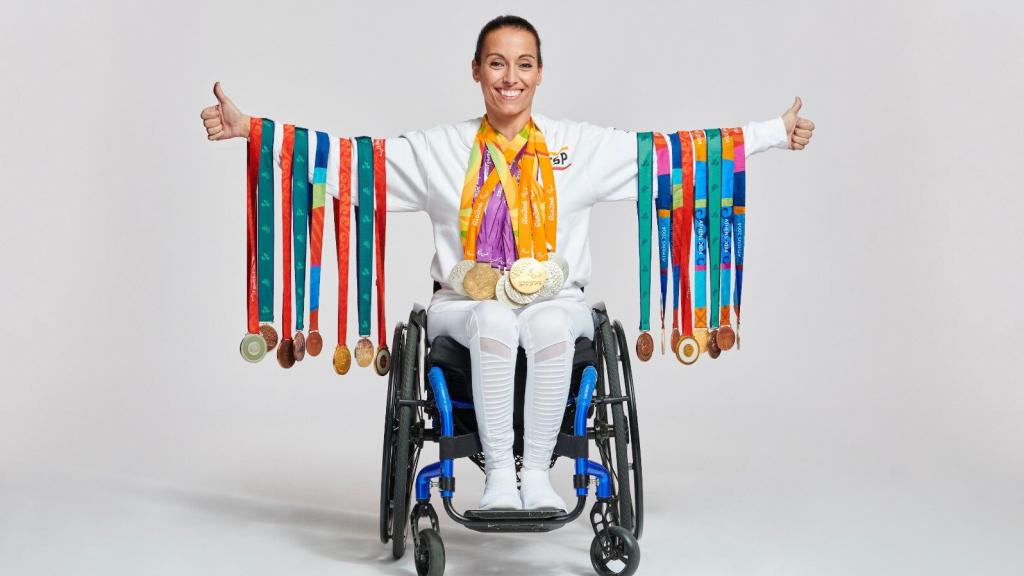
[
  {"xmin": 277, "ymin": 338, "xmax": 296, "ymax": 369},
  {"xmin": 354, "ymin": 337, "xmax": 375, "ymax": 368},
  {"xmin": 374, "ymin": 345, "xmax": 391, "ymax": 376},
  {"xmin": 716, "ymin": 326, "xmax": 736, "ymax": 351},
  {"xmin": 670, "ymin": 329, "xmax": 681, "ymax": 355},
  {"xmin": 509, "ymin": 258, "xmax": 547, "ymax": 295},
  {"xmin": 306, "ymin": 330, "xmax": 323, "ymax": 357},
  {"xmin": 694, "ymin": 327, "xmax": 710, "ymax": 354},
  {"xmin": 239, "ymin": 333, "xmax": 267, "ymax": 363},
  {"xmin": 463, "ymin": 262, "xmax": 500, "ymax": 300},
  {"xmin": 293, "ymin": 331, "xmax": 306, "ymax": 362},
  {"xmin": 259, "ymin": 323, "xmax": 279, "ymax": 352},
  {"xmin": 635, "ymin": 331, "xmax": 654, "ymax": 362},
  {"xmin": 707, "ymin": 330, "xmax": 721, "ymax": 359},
  {"xmin": 333, "ymin": 344, "xmax": 352, "ymax": 375},
  {"xmin": 674, "ymin": 336, "xmax": 700, "ymax": 365}
]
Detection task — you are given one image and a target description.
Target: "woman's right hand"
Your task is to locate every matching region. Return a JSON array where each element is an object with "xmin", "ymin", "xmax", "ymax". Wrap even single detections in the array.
[{"xmin": 200, "ymin": 82, "xmax": 250, "ymax": 141}]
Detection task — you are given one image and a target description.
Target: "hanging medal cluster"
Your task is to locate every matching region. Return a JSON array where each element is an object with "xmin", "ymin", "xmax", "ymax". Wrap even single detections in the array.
[
  {"xmin": 634, "ymin": 128, "xmax": 748, "ymax": 365},
  {"xmin": 239, "ymin": 118, "xmax": 391, "ymax": 376}
]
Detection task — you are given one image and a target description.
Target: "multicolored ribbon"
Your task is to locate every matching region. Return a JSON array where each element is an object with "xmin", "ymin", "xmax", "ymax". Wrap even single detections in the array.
[
  {"xmin": 309, "ymin": 131, "xmax": 330, "ymax": 341},
  {"xmin": 692, "ymin": 130, "xmax": 709, "ymax": 344},
  {"xmin": 730, "ymin": 128, "xmax": 747, "ymax": 347},
  {"xmin": 669, "ymin": 132, "xmax": 684, "ymax": 343},
  {"xmin": 706, "ymin": 129, "xmax": 722, "ymax": 331},
  {"xmin": 671, "ymin": 131, "xmax": 695, "ymax": 339},
  {"xmin": 653, "ymin": 133, "xmax": 672, "ymax": 354},
  {"xmin": 720, "ymin": 129, "xmax": 735, "ymax": 331}
]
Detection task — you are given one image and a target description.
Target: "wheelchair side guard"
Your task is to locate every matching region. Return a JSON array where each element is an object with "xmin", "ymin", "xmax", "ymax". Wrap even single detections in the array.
[{"xmin": 575, "ymin": 366, "xmax": 611, "ymax": 500}]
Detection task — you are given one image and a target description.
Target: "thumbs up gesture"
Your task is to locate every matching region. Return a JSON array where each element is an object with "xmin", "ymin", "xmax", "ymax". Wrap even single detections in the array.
[
  {"xmin": 781, "ymin": 96, "xmax": 815, "ymax": 150},
  {"xmin": 200, "ymin": 82, "xmax": 250, "ymax": 141}
]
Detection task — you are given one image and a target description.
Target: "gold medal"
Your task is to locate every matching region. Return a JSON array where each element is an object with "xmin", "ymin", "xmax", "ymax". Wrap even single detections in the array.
[
  {"xmin": 277, "ymin": 338, "xmax": 296, "ymax": 369},
  {"xmin": 509, "ymin": 258, "xmax": 547, "ymax": 295},
  {"xmin": 259, "ymin": 323, "xmax": 279, "ymax": 352},
  {"xmin": 694, "ymin": 327, "xmax": 710, "ymax": 353},
  {"xmin": 635, "ymin": 331, "xmax": 654, "ymax": 362},
  {"xmin": 716, "ymin": 326, "xmax": 736, "ymax": 351},
  {"xmin": 463, "ymin": 262, "xmax": 500, "ymax": 300},
  {"xmin": 374, "ymin": 345, "xmax": 391, "ymax": 376},
  {"xmin": 293, "ymin": 331, "xmax": 306, "ymax": 361},
  {"xmin": 239, "ymin": 333, "xmax": 267, "ymax": 363},
  {"xmin": 333, "ymin": 344, "xmax": 352, "ymax": 375},
  {"xmin": 306, "ymin": 330, "xmax": 323, "ymax": 356},
  {"xmin": 674, "ymin": 336, "xmax": 700, "ymax": 365},
  {"xmin": 354, "ymin": 337, "xmax": 375, "ymax": 368}
]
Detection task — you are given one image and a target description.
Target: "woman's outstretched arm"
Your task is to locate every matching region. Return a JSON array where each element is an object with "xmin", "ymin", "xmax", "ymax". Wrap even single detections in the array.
[{"xmin": 200, "ymin": 82, "xmax": 429, "ymax": 212}]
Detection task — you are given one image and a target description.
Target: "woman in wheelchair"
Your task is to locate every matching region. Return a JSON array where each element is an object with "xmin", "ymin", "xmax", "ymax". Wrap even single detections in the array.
[{"xmin": 202, "ymin": 12, "xmax": 813, "ymax": 576}]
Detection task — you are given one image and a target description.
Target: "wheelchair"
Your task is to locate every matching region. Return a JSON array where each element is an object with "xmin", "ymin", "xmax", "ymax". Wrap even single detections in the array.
[{"xmin": 379, "ymin": 284, "xmax": 644, "ymax": 576}]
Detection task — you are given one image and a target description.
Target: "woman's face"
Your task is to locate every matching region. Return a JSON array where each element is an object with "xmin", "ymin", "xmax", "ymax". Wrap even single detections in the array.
[{"xmin": 472, "ymin": 27, "xmax": 542, "ymax": 121}]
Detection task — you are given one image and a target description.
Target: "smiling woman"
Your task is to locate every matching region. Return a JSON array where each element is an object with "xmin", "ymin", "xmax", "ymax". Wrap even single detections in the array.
[{"xmin": 200, "ymin": 12, "xmax": 814, "ymax": 573}]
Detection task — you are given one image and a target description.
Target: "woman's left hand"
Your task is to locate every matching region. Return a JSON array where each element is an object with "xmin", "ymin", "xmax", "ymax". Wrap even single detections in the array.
[{"xmin": 781, "ymin": 96, "xmax": 815, "ymax": 150}]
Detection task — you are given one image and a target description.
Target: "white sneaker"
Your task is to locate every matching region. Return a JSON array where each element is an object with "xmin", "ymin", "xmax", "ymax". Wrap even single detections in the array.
[
  {"xmin": 479, "ymin": 466, "xmax": 522, "ymax": 510},
  {"xmin": 520, "ymin": 468, "xmax": 567, "ymax": 511}
]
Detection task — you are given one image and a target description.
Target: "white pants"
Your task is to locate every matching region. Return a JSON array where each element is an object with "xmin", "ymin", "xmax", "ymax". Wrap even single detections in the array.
[{"xmin": 426, "ymin": 287, "xmax": 594, "ymax": 472}]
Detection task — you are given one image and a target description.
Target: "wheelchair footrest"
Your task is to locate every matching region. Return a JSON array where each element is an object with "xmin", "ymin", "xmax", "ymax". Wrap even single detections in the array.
[{"xmin": 460, "ymin": 508, "xmax": 569, "ymax": 533}]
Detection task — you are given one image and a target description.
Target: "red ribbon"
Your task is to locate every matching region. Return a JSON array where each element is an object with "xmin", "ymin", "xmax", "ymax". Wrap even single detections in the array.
[
  {"xmin": 246, "ymin": 117, "xmax": 261, "ymax": 334},
  {"xmin": 334, "ymin": 138, "xmax": 353, "ymax": 345},
  {"xmin": 373, "ymin": 139, "xmax": 387, "ymax": 348}
]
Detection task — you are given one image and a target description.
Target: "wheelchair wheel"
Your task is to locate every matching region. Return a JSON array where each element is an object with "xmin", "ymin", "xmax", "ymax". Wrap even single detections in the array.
[
  {"xmin": 414, "ymin": 528, "xmax": 445, "ymax": 576},
  {"xmin": 380, "ymin": 321, "xmax": 406, "ymax": 544},
  {"xmin": 594, "ymin": 314, "xmax": 638, "ymax": 538},
  {"xmin": 589, "ymin": 525, "xmax": 640, "ymax": 576},
  {"xmin": 390, "ymin": 310, "xmax": 424, "ymax": 560},
  {"xmin": 612, "ymin": 320, "xmax": 644, "ymax": 540}
]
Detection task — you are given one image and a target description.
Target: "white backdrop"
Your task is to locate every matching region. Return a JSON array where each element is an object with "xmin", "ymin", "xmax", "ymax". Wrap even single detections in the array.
[{"xmin": 1, "ymin": 1, "xmax": 1022, "ymax": 574}]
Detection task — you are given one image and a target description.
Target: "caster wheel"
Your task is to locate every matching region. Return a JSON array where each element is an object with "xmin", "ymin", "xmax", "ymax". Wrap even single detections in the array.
[
  {"xmin": 590, "ymin": 525, "xmax": 640, "ymax": 576},
  {"xmin": 414, "ymin": 528, "xmax": 445, "ymax": 576}
]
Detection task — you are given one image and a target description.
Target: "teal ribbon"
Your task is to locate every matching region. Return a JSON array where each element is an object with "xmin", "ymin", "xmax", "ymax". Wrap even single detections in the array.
[
  {"xmin": 636, "ymin": 132, "xmax": 653, "ymax": 332},
  {"xmin": 707, "ymin": 129, "xmax": 722, "ymax": 329},
  {"xmin": 355, "ymin": 136, "xmax": 374, "ymax": 337},
  {"xmin": 292, "ymin": 128, "xmax": 310, "ymax": 331},
  {"xmin": 257, "ymin": 118, "xmax": 275, "ymax": 323}
]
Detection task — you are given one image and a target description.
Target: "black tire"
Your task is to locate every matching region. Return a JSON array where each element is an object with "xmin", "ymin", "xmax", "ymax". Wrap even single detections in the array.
[
  {"xmin": 414, "ymin": 528, "xmax": 446, "ymax": 576},
  {"xmin": 380, "ymin": 321, "xmax": 406, "ymax": 544},
  {"xmin": 612, "ymin": 320, "xmax": 644, "ymax": 540},
  {"xmin": 391, "ymin": 312, "xmax": 423, "ymax": 560},
  {"xmin": 589, "ymin": 525, "xmax": 640, "ymax": 576},
  {"xmin": 596, "ymin": 316, "xmax": 634, "ymax": 535}
]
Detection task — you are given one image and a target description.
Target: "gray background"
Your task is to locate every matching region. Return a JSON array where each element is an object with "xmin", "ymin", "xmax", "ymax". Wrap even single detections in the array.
[{"xmin": 2, "ymin": 0, "xmax": 1022, "ymax": 574}]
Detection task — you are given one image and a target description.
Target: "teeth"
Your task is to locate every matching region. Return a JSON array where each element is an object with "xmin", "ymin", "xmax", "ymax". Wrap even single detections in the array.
[{"xmin": 500, "ymin": 89, "xmax": 522, "ymax": 97}]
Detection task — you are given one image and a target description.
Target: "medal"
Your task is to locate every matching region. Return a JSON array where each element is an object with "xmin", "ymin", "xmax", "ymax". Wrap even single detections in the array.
[
  {"xmin": 463, "ymin": 262, "xmax": 500, "ymax": 300},
  {"xmin": 306, "ymin": 131, "xmax": 331, "ymax": 357},
  {"xmin": 716, "ymin": 129, "xmax": 736, "ymax": 352},
  {"xmin": 536, "ymin": 258, "xmax": 565, "ymax": 298},
  {"xmin": 692, "ymin": 130, "xmax": 710, "ymax": 354},
  {"xmin": 671, "ymin": 131, "xmax": 700, "ymax": 366},
  {"xmin": 653, "ymin": 133, "xmax": 672, "ymax": 355},
  {"xmin": 495, "ymin": 273, "xmax": 523, "ymax": 309},
  {"xmin": 448, "ymin": 259, "xmax": 475, "ymax": 295},
  {"xmin": 277, "ymin": 124, "xmax": 298, "ymax": 368},
  {"xmin": 291, "ymin": 127, "xmax": 312, "ymax": 361},
  {"xmin": 635, "ymin": 132, "xmax": 654, "ymax": 361},
  {"xmin": 241, "ymin": 117, "xmax": 268, "ymax": 362},
  {"xmin": 509, "ymin": 257, "xmax": 547, "ymax": 295},
  {"xmin": 332, "ymin": 137, "xmax": 354, "ymax": 375},
  {"xmin": 372, "ymin": 139, "xmax": 390, "ymax": 375},
  {"xmin": 707, "ymin": 329, "xmax": 722, "ymax": 359},
  {"xmin": 354, "ymin": 137, "xmax": 375, "ymax": 365},
  {"xmin": 256, "ymin": 118, "xmax": 279, "ymax": 352},
  {"xmin": 729, "ymin": 128, "xmax": 747, "ymax": 349}
]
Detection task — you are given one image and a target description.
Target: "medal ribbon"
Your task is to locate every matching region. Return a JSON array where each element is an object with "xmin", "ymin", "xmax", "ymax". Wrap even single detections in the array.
[
  {"xmin": 309, "ymin": 131, "xmax": 330, "ymax": 334},
  {"xmin": 720, "ymin": 130, "xmax": 735, "ymax": 328},
  {"xmin": 671, "ymin": 131, "xmax": 695, "ymax": 337},
  {"xmin": 292, "ymin": 128, "xmax": 310, "ymax": 332},
  {"xmin": 706, "ymin": 129, "xmax": 722, "ymax": 329},
  {"xmin": 280, "ymin": 125, "xmax": 296, "ymax": 340},
  {"xmin": 372, "ymin": 139, "xmax": 388, "ymax": 348},
  {"xmin": 257, "ymin": 118, "xmax": 275, "ymax": 324},
  {"xmin": 636, "ymin": 132, "xmax": 653, "ymax": 333},
  {"xmin": 692, "ymin": 130, "xmax": 709, "ymax": 331},
  {"xmin": 333, "ymin": 138, "xmax": 353, "ymax": 346},
  {"xmin": 730, "ymin": 128, "xmax": 747, "ymax": 331},
  {"xmin": 245, "ymin": 117, "xmax": 261, "ymax": 334},
  {"xmin": 653, "ymin": 133, "xmax": 672, "ymax": 341},
  {"xmin": 354, "ymin": 136, "xmax": 374, "ymax": 338}
]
